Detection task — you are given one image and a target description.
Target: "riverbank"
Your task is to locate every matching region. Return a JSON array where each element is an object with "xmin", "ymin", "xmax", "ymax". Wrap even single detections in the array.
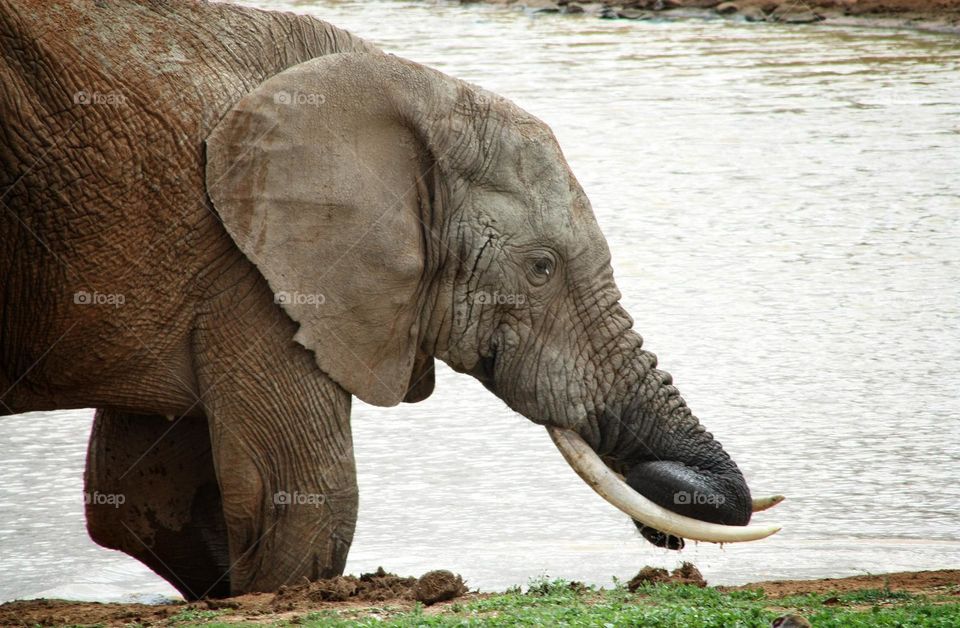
[
  {"xmin": 490, "ymin": 0, "xmax": 960, "ymax": 34},
  {"xmin": 2, "ymin": 567, "xmax": 958, "ymax": 626}
]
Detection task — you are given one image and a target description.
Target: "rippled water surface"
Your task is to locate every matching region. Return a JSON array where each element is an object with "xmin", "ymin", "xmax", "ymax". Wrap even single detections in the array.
[{"xmin": 2, "ymin": 0, "xmax": 959, "ymax": 602}]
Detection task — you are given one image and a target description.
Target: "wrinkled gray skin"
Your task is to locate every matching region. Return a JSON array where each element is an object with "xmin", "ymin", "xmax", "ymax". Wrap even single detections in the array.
[{"xmin": 0, "ymin": 0, "xmax": 751, "ymax": 598}]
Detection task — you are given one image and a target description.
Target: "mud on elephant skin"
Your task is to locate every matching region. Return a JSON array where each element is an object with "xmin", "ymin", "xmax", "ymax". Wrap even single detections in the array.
[{"xmin": 0, "ymin": 0, "xmax": 781, "ymax": 598}]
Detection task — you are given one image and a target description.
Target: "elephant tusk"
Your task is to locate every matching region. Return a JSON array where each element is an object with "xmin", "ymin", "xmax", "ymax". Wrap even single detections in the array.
[
  {"xmin": 752, "ymin": 494, "xmax": 785, "ymax": 512},
  {"xmin": 547, "ymin": 427, "xmax": 782, "ymax": 544}
]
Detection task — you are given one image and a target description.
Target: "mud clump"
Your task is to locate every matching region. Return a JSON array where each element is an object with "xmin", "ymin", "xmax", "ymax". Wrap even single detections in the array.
[
  {"xmin": 672, "ymin": 561, "xmax": 707, "ymax": 586},
  {"xmin": 359, "ymin": 567, "xmax": 419, "ymax": 601},
  {"xmin": 412, "ymin": 570, "xmax": 468, "ymax": 605},
  {"xmin": 628, "ymin": 562, "xmax": 707, "ymax": 591},
  {"xmin": 628, "ymin": 566, "xmax": 671, "ymax": 587},
  {"xmin": 271, "ymin": 567, "xmax": 466, "ymax": 610},
  {"xmin": 307, "ymin": 576, "xmax": 359, "ymax": 602}
]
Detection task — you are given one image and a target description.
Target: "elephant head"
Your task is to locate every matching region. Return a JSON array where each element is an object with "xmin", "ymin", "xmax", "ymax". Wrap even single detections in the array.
[{"xmin": 206, "ymin": 52, "xmax": 781, "ymax": 546}]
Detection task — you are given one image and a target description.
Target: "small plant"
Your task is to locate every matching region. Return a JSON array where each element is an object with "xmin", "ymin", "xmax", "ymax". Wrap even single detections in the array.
[
  {"xmin": 166, "ymin": 607, "xmax": 224, "ymax": 624},
  {"xmin": 726, "ymin": 588, "xmax": 766, "ymax": 602},
  {"xmin": 525, "ymin": 576, "xmax": 581, "ymax": 597}
]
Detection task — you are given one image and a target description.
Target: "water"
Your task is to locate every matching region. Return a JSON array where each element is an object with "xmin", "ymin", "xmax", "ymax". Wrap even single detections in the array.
[{"xmin": 2, "ymin": 0, "xmax": 959, "ymax": 603}]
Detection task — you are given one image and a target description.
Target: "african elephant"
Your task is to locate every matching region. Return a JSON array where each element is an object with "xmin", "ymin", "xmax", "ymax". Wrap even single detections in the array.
[{"xmin": 0, "ymin": 0, "xmax": 780, "ymax": 599}]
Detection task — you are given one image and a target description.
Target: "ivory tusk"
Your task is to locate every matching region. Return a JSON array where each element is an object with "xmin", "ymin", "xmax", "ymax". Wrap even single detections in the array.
[
  {"xmin": 548, "ymin": 426, "xmax": 781, "ymax": 544},
  {"xmin": 752, "ymin": 494, "xmax": 785, "ymax": 512}
]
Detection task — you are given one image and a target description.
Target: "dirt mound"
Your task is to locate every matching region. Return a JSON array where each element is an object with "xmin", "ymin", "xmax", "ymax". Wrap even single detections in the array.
[
  {"xmin": 270, "ymin": 567, "xmax": 467, "ymax": 609},
  {"xmin": 272, "ymin": 567, "xmax": 415, "ymax": 607},
  {"xmin": 721, "ymin": 568, "xmax": 960, "ymax": 599},
  {"xmin": 0, "ymin": 598, "xmax": 180, "ymax": 627},
  {"xmin": 628, "ymin": 562, "xmax": 708, "ymax": 590},
  {"xmin": 0, "ymin": 568, "xmax": 469, "ymax": 626}
]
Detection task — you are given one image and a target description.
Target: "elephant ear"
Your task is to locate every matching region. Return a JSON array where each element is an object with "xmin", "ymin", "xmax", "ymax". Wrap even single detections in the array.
[{"xmin": 205, "ymin": 53, "xmax": 437, "ymax": 407}]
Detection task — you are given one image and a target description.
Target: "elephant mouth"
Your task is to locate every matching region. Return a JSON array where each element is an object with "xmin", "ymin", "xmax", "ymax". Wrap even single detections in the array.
[
  {"xmin": 547, "ymin": 427, "xmax": 784, "ymax": 544},
  {"xmin": 475, "ymin": 345, "xmax": 498, "ymax": 387}
]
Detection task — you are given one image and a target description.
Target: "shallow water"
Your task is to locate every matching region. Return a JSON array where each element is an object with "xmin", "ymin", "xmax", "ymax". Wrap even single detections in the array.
[{"xmin": 2, "ymin": 0, "xmax": 959, "ymax": 603}]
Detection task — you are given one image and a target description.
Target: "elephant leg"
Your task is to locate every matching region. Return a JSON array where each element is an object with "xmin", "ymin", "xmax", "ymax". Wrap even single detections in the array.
[
  {"xmin": 84, "ymin": 409, "xmax": 231, "ymax": 600},
  {"xmin": 193, "ymin": 266, "xmax": 358, "ymax": 594}
]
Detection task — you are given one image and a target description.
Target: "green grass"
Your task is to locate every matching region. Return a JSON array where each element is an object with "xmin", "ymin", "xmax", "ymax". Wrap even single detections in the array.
[
  {"xmin": 166, "ymin": 607, "xmax": 226, "ymax": 624},
  {"xmin": 173, "ymin": 577, "xmax": 960, "ymax": 627}
]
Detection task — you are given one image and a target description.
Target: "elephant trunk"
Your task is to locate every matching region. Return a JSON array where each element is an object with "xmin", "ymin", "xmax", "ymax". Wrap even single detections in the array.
[{"xmin": 552, "ymin": 331, "xmax": 781, "ymax": 544}]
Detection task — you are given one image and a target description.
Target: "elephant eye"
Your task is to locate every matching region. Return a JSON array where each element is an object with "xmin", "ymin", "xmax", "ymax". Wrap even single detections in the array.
[
  {"xmin": 529, "ymin": 255, "xmax": 555, "ymax": 286},
  {"xmin": 532, "ymin": 258, "xmax": 553, "ymax": 276}
]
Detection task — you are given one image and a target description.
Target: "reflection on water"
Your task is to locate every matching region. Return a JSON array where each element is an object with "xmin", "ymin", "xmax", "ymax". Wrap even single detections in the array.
[{"xmin": 2, "ymin": 0, "xmax": 959, "ymax": 602}]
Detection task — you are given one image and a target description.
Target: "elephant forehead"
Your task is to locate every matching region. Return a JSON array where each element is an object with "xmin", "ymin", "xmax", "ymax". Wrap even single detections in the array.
[
  {"xmin": 497, "ymin": 124, "xmax": 600, "ymax": 228},
  {"xmin": 501, "ymin": 176, "xmax": 603, "ymax": 247}
]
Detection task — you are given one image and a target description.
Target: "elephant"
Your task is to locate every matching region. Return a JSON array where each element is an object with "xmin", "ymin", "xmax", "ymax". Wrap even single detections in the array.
[{"xmin": 0, "ymin": 0, "xmax": 781, "ymax": 599}]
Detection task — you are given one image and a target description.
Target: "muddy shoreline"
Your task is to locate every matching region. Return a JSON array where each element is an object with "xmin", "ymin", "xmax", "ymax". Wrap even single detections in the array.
[
  {"xmin": 3, "ymin": 568, "xmax": 958, "ymax": 626},
  {"xmin": 479, "ymin": 0, "xmax": 960, "ymax": 34}
]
